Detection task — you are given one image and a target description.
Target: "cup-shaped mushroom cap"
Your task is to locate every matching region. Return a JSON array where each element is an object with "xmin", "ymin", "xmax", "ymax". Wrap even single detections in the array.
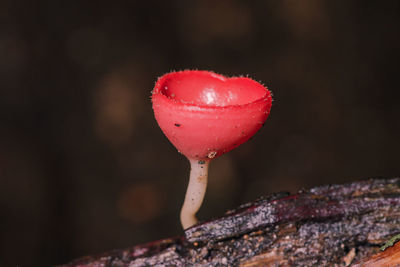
[{"xmin": 152, "ymin": 70, "xmax": 272, "ymax": 160}]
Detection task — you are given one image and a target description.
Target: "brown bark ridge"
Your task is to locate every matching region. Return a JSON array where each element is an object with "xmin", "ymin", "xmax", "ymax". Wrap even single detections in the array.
[
  {"xmin": 352, "ymin": 240, "xmax": 400, "ymax": 267},
  {"xmin": 60, "ymin": 178, "xmax": 400, "ymax": 267}
]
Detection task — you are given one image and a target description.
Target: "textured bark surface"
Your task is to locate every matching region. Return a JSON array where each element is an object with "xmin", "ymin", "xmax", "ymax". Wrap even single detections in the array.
[
  {"xmin": 60, "ymin": 178, "xmax": 400, "ymax": 267},
  {"xmin": 352, "ymin": 241, "xmax": 400, "ymax": 267}
]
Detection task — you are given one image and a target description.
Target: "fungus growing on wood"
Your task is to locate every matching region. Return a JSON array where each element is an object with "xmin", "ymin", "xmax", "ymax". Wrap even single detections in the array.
[{"xmin": 152, "ymin": 70, "xmax": 272, "ymax": 229}]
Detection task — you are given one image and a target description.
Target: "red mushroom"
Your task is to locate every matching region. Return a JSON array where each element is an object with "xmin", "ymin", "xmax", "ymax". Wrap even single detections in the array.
[{"xmin": 152, "ymin": 70, "xmax": 272, "ymax": 229}]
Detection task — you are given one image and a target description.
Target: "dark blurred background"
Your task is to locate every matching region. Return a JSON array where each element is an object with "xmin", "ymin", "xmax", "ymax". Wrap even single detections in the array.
[{"xmin": 1, "ymin": 0, "xmax": 399, "ymax": 265}]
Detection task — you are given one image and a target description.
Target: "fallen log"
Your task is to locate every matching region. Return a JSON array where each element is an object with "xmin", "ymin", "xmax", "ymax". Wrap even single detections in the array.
[{"xmin": 60, "ymin": 178, "xmax": 400, "ymax": 266}]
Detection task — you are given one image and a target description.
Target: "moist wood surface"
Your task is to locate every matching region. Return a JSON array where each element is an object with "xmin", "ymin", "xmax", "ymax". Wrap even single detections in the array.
[{"xmin": 60, "ymin": 178, "xmax": 400, "ymax": 266}]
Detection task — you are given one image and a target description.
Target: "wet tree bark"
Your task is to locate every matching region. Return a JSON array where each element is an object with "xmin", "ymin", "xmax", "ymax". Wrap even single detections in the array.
[{"xmin": 60, "ymin": 178, "xmax": 400, "ymax": 267}]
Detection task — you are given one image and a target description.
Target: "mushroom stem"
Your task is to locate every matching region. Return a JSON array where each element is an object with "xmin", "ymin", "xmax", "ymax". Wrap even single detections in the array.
[{"xmin": 180, "ymin": 158, "xmax": 209, "ymax": 229}]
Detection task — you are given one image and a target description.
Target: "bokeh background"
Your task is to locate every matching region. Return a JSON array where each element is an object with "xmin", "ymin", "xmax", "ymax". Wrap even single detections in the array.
[{"xmin": 1, "ymin": 1, "xmax": 399, "ymax": 265}]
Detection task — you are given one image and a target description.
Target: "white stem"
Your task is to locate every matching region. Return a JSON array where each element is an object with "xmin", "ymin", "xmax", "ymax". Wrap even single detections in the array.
[{"xmin": 180, "ymin": 159, "xmax": 209, "ymax": 229}]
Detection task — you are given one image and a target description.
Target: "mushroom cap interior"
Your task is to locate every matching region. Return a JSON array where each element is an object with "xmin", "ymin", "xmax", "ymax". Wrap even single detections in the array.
[{"xmin": 160, "ymin": 71, "xmax": 267, "ymax": 107}]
